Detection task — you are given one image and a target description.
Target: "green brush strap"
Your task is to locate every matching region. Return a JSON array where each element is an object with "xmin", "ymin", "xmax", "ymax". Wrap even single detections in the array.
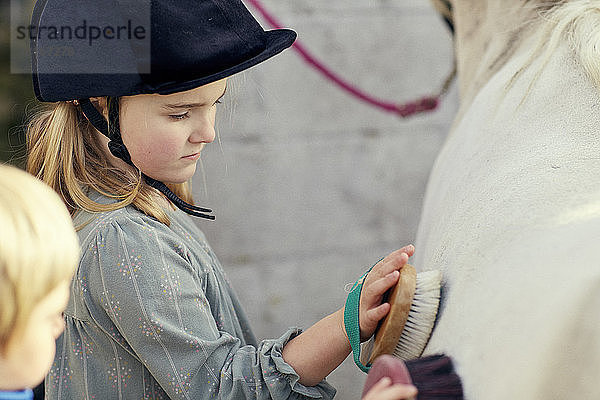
[
  {"xmin": 344, "ymin": 269, "xmax": 371, "ymax": 373},
  {"xmin": 344, "ymin": 258, "xmax": 382, "ymax": 373}
]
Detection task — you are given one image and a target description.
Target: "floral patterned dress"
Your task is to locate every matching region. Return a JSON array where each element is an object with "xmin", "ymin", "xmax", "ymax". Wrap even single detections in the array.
[{"xmin": 46, "ymin": 192, "xmax": 335, "ymax": 399}]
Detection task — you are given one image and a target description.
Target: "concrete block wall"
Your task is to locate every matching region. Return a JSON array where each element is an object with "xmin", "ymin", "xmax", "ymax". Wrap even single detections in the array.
[{"xmin": 194, "ymin": 1, "xmax": 457, "ymax": 398}]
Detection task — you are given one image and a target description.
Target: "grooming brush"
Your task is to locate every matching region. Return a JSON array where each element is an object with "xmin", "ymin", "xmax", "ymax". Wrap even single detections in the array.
[
  {"xmin": 362, "ymin": 354, "xmax": 463, "ymax": 400},
  {"xmin": 361, "ymin": 265, "xmax": 442, "ymax": 364}
]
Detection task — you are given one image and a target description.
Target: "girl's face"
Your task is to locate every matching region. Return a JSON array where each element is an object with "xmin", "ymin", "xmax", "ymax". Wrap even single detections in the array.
[
  {"xmin": 119, "ymin": 79, "xmax": 227, "ymax": 184},
  {"xmin": 0, "ymin": 281, "xmax": 69, "ymax": 390}
]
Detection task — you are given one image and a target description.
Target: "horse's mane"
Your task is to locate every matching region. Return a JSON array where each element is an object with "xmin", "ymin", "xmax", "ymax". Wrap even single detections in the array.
[
  {"xmin": 510, "ymin": 1, "xmax": 600, "ymax": 97},
  {"xmin": 550, "ymin": 1, "xmax": 600, "ymax": 88}
]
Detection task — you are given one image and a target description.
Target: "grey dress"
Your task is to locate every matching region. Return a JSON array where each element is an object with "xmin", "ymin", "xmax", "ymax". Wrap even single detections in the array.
[{"xmin": 46, "ymin": 192, "xmax": 336, "ymax": 399}]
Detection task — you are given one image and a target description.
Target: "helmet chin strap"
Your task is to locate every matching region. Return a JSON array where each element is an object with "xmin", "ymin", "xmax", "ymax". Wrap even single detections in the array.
[{"xmin": 78, "ymin": 98, "xmax": 216, "ymax": 220}]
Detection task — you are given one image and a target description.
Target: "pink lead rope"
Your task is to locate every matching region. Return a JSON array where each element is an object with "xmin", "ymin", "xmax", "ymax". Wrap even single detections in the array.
[{"xmin": 246, "ymin": 0, "xmax": 454, "ymax": 118}]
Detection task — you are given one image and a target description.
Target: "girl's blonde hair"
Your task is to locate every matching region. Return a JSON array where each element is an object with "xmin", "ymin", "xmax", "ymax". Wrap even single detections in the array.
[
  {"xmin": 26, "ymin": 100, "xmax": 193, "ymax": 226},
  {"xmin": 0, "ymin": 165, "xmax": 79, "ymax": 351}
]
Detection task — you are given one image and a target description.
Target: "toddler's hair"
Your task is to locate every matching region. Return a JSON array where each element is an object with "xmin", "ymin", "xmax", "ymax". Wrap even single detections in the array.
[
  {"xmin": 0, "ymin": 164, "xmax": 79, "ymax": 351},
  {"xmin": 26, "ymin": 100, "xmax": 193, "ymax": 226}
]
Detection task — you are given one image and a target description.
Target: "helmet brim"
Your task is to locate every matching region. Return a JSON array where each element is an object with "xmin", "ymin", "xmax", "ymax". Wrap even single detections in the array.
[{"xmin": 143, "ymin": 28, "xmax": 297, "ymax": 96}]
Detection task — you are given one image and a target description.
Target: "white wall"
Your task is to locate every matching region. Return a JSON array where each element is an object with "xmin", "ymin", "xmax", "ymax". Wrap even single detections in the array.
[{"xmin": 194, "ymin": 1, "xmax": 456, "ymax": 398}]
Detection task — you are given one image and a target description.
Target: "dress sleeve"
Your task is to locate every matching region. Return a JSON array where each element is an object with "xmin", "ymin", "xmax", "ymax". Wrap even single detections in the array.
[{"xmin": 83, "ymin": 214, "xmax": 336, "ymax": 400}]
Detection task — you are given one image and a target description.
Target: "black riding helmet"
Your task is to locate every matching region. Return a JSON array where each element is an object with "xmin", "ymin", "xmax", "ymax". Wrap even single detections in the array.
[{"xmin": 30, "ymin": 0, "xmax": 296, "ymax": 219}]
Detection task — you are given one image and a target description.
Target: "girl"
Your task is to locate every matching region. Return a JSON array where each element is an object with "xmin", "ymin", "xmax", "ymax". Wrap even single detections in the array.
[{"xmin": 27, "ymin": 0, "xmax": 417, "ymax": 398}]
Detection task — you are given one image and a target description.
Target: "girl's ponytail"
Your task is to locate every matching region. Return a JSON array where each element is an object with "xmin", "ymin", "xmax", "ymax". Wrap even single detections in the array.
[{"xmin": 26, "ymin": 101, "xmax": 192, "ymax": 226}]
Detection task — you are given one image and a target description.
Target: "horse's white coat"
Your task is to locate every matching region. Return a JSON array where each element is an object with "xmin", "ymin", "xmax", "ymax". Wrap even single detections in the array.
[{"xmin": 415, "ymin": 3, "xmax": 600, "ymax": 398}]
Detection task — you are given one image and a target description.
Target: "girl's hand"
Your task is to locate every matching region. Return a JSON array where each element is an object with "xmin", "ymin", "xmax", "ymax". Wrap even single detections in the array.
[
  {"xmin": 362, "ymin": 377, "xmax": 418, "ymax": 400},
  {"xmin": 359, "ymin": 245, "xmax": 415, "ymax": 341}
]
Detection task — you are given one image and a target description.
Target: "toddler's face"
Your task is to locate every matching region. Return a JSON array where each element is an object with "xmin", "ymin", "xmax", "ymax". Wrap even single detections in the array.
[
  {"xmin": 118, "ymin": 78, "xmax": 227, "ymax": 184},
  {"xmin": 0, "ymin": 280, "xmax": 69, "ymax": 390}
]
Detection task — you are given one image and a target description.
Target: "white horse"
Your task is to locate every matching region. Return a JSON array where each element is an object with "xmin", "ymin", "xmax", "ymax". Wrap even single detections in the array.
[{"xmin": 416, "ymin": 1, "xmax": 600, "ymax": 398}]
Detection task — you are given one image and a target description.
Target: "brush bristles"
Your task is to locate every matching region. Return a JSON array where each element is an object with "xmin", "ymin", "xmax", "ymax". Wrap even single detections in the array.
[
  {"xmin": 405, "ymin": 355, "xmax": 464, "ymax": 400},
  {"xmin": 393, "ymin": 270, "xmax": 442, "ymax": 360}
]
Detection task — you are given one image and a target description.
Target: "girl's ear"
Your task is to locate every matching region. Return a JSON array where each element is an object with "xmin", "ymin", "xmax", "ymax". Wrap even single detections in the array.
[{"xmin": 89, "ymin": 97, "xmax": 109, "ymax": 119}]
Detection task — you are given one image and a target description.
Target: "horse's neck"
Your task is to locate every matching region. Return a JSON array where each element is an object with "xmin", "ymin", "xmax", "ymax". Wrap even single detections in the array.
[
  {"xmin": 416, "ymin": 3, "xmax": 600, "ymax": 398},
  {"xmin": 415, "ymin": 2, "xmax": 600, "ymax": 273},
  {"xmin": 452, "ymin": 1, "xmax": 542, "ymax": 108}
]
